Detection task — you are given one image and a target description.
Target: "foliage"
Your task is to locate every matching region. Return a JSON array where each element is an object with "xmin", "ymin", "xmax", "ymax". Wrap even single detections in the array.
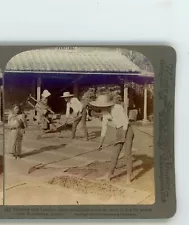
[
  {"xmin": 121, "ymin": 49, "xmax": 154, "ymax": 72},
  {"xmin": 80, "ymin": 85, "xmax": 122, "ymax": 104},
  {"xmin": 78, "ymin": 48, "xmax": 155, "ymax": 118},
  {"xmin": 79, "ymin": 82, "xmax": 154, "ymax": 120},
  {"xmin": 80, "ymin": 87, "xmax": 96, "ymax": 105},
  {"xmin": 96, "ymin": 85, "xmax": 121, "ymax": 101}
]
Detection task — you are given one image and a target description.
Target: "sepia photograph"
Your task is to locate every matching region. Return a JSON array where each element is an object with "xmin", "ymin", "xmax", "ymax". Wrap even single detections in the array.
[
  {"xmin": 0, "ymin": 70, "xmax": 3, "ymax": 204},
  {"xmin": 3, "ymin": 47, "xmax": 155, "ymax": 205}
]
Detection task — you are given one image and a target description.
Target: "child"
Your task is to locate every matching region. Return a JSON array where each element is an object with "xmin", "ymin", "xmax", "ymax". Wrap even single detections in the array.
[{"xmin": 7, "ymin": 104, "xmax": 27, "ymax": 159}]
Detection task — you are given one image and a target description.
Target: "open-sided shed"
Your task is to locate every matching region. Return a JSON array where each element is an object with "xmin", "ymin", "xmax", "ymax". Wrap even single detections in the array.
[{"xmin": 3, "ymin": 48, "xmax": 154, "ymax": 122}]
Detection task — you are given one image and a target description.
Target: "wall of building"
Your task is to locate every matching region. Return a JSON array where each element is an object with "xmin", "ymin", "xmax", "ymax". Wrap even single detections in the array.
[
  {"xmin": 3, "ymin": 74, "xmax": 75, "ymax": 113},
  {"xmin": 4, "ymin": 74, "xmax": 36, "ymax": 110},
  {"xmin": 3, "ymin": 73, "xmax": 154, "ymax": 120}
]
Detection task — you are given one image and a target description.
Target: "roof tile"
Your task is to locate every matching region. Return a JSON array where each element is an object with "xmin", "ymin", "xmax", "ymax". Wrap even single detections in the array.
[{"xmin": 5, "ymin": 48, "xmax": 141, "ymax": 73}]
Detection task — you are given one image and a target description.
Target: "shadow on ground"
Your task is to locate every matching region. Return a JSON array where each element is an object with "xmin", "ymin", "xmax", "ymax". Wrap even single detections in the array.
[
  {"xmin": 87, "ymin": 126, "xmax": 115, "ymax": 142},
  {"xmin": 47, "ymin": 154, "xmax": 154, "ymax": 203},
  {"xmin": 63, "ymin": 153, "xmax": 154, "ymax": 182},
  {"xmin": 88, "ymin": 130, "xmax": 101, "ymax": 140},
  {"xmin": 113, "ymin": 154, "xmax": 154, "ymax": 181},
  {"xmin": 20, "ymin": 144, "xmax": 67, "ymax": 158},
  {"xmin": 56, "ymin": 123, "xmax": 72, "ymax": 132}
]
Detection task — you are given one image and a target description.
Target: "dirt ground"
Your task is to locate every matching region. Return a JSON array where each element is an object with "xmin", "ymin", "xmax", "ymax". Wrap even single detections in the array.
[
  {"xmin": 3, "ymin": 117, "xmax": 155, "ymax": 205},
  {"xmin": 47, "ymin": 152, "xmax": 154, "ymax": 204}
]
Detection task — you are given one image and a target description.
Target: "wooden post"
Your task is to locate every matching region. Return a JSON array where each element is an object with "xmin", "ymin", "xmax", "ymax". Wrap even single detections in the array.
[
  {"xmin": 123, "ymin": 80, "xmax": 129, "ymax": 115},
  {"xmin": 143, "ymin": 83, "xmax": 148, "ymax": 123},
  {"xmin": 73, "ymin": 83, "xmax": 79, "ymax": 98},
  {"xmin": 32, "ymin": 78, "xmax": 36, "ymax": 99},
  {"xmin": 37, "ymin": 77, "xmax": 41, "ymax": 101},
  {"xmin": 31, "ymin": 78, "xmax": 37, "ymax": 116},
  {"xmin": 0, "ymin": 86, "xmax": 2, "ymax": 123}
]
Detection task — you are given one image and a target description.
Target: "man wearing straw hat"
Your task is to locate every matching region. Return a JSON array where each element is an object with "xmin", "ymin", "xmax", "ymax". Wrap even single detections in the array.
[
  {"xmin": 35, "ymin": 89, "xmax": 52, "ymax": 134},
  {"xmin": 61, "ymin": 91, "xmax": 88, "ymax": 140},
  {"xmin": 89, "ymin": 94, "xmax": 134, "ymax": 184}
]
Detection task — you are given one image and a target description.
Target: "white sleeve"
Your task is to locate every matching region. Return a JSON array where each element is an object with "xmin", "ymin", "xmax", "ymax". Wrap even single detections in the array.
[
  {"xmin": 66, "ymin": 103, "xmax": 70, "ymax": 118},
  {"xmin": 7, "ymin": 113, "xmax": 12, "ymax": 123},
  {"xmin": 101, "ymin": 115, "xmax": 108, "ymax": 137},
  {"xmin": 7, "ymin": 113, "xmax": 19, "ymax": 128},
  {"xmin": 71, "ymin": 98, "xmax": 82, "ymax": 113},
  {"xmin": 76, "ymin": 98, "xmax": 83, "ymax": 112},
  {"xmin": 120, "ymin": 106, "xmax": 129, "ymax": 130}
]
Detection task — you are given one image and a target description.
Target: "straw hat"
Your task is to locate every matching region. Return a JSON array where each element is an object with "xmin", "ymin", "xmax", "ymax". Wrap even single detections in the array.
[
  {"xmin": 41, "ymin": 89, "xmax": 51, "ymax": 98},
  {"xmin": 60, "ymin": 91, "xmax": 74, "ymax": 98},
  {"xmin": 89, "ymin": 95, "xmax": 114, "ymax": 108}
]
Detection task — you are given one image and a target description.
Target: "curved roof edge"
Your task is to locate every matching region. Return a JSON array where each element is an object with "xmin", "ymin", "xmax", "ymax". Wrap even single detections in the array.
[{"xmin": 5, "ymin": 48, "xmax": 141, "ymax": 73}]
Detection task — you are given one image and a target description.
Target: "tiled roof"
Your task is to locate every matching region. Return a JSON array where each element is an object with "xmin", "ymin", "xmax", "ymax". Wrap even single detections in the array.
[
  {"xmin": 5, "ymin": 48, "xmax": 141, "ymax": 73},
  {"xmin": 140, "ymin": 70, "xmax": 154, "ymax": 77}
]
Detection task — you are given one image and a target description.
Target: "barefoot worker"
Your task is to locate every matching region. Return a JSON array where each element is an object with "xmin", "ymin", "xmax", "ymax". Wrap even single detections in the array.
[
  {"xmin": 89, "ymin": 94, "xmax": 134, "ymax": 184},
  {"xmin": 61, "ymin": 91, "xmax": 88, "ymax": 140},
  {"xmin": 7, "ymin": 104, "xmax": 27, "ymax": 159}
]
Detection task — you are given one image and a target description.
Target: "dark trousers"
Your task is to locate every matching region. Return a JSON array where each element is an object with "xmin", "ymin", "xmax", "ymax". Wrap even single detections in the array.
[
  {"xmin": 108, "ymin": 125, "xmax": 134, "ymax": 178},
  {"xmin": 72, "ymin": 106, "xmax": 88, "ymax": 139}
]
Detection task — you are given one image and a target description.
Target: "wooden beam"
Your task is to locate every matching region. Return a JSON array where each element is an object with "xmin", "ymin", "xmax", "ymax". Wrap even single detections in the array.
[
  {"xmin": 37, "ymin": 77, "xmax": 41, "ymax": 101},
  {"xmin": 32, "ymin": 78, "xmax": 36, "ymax": 99},
  {"xmin": 6, "ymin": 70, "xmax": 140, "ymax": 76},
  {"xmin": 73, "ymin": 83, "xmax": 79, "ymax": 98},
  {"xmin": 143, "ymin": 83, "xmax": 148, "ymax": 123},
  {"xmin": 123, "ymin": 80, "xmax": 129, "ymax": 115}
]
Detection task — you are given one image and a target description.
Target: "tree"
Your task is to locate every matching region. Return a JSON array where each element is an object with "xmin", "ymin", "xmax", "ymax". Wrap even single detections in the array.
[
  {"xmin": 80, "ymin": 87, "xmax": 96, "ymax": 105},
  {"xmin": 121, "ymin": 49, "xmax": 154, "ymax": 72}
]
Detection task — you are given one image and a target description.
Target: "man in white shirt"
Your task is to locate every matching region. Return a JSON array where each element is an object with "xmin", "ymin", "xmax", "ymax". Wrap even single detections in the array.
[
  {"xmin": 61, "ymin": 91, "xmax": 88, "ymax": 140},
  {"xmin": 35, "ymin": 89, "xmax": 52, "ymax": 133},
  {"xmin": 90, "ymin": 94, "xmax": 134, "ymax": 184}
]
